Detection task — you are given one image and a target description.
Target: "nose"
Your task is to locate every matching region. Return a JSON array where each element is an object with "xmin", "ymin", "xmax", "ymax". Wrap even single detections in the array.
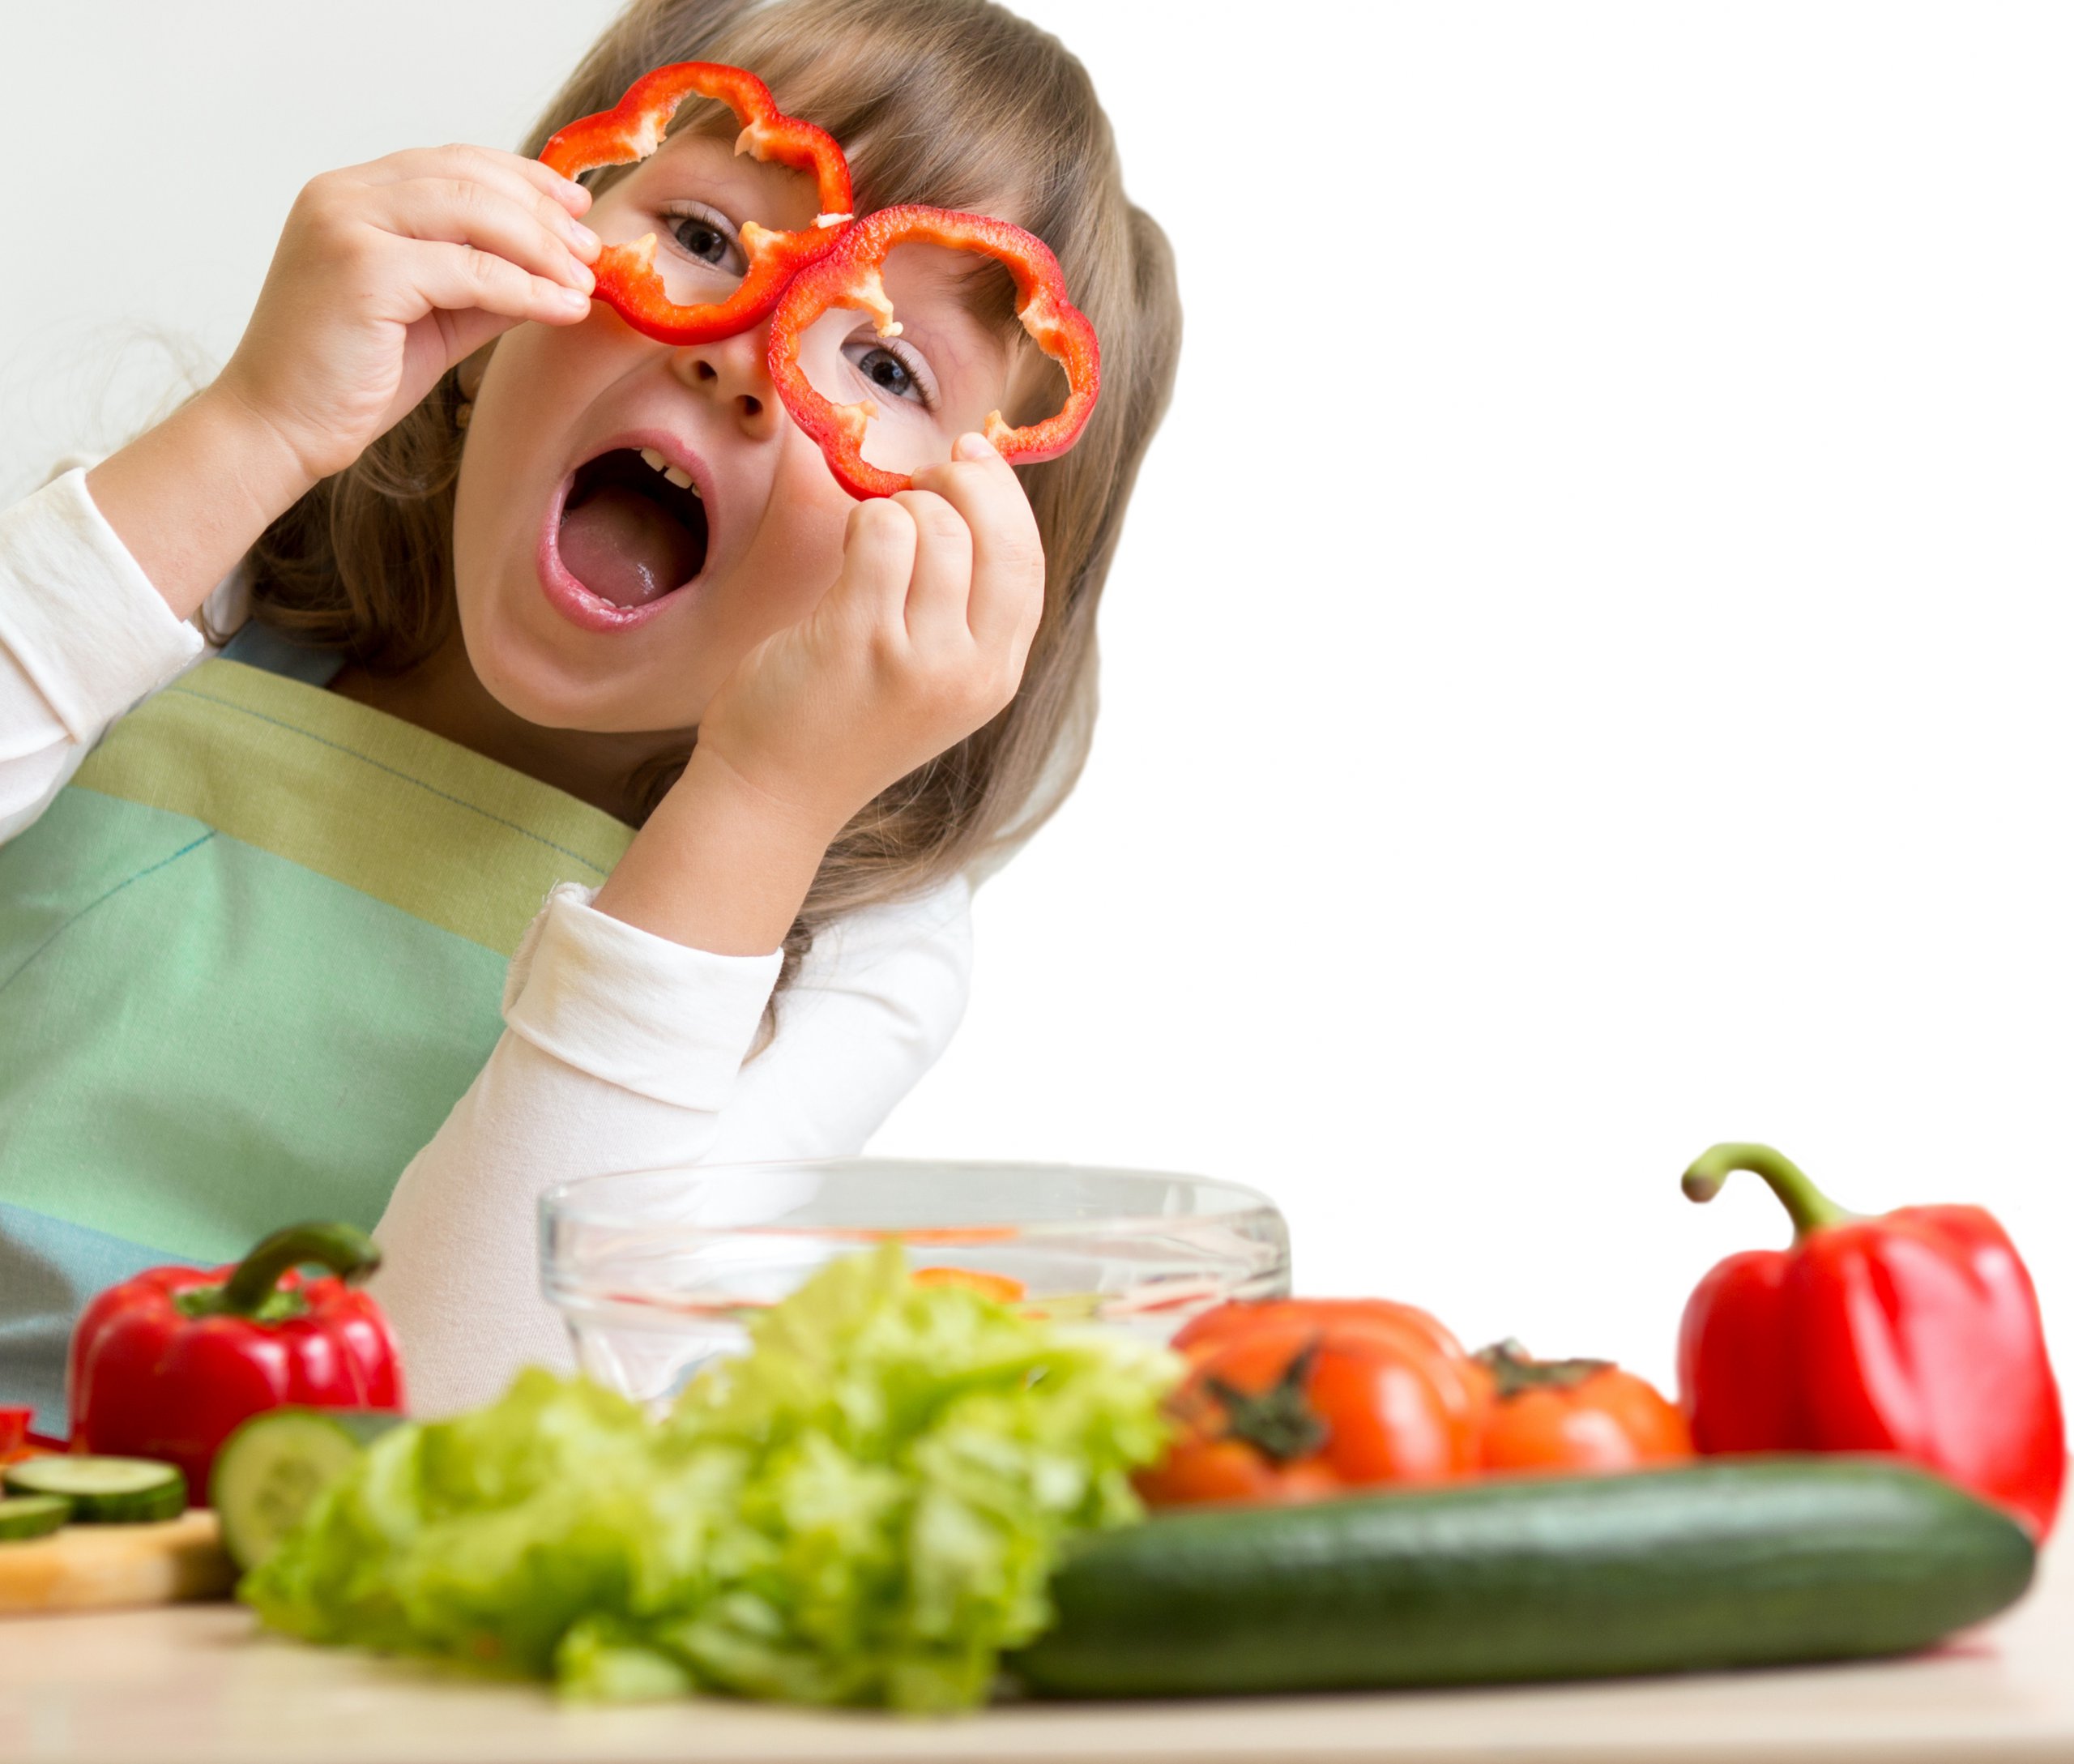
[{"xmin": 668, "ymin": 326, "xmax": 781, "ymax": 440}]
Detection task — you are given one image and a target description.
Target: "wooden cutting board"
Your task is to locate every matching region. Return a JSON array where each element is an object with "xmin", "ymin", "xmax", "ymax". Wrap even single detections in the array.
[{"xmin": 0, "ymin": 1510, "xmax": 235, "ymax": 1613}]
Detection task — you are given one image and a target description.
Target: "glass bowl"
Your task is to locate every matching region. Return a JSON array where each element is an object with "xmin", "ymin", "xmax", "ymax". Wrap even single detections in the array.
[{"xmin": 540, "ymin": 1159, "xmax": 1290, "ymax": 1406}]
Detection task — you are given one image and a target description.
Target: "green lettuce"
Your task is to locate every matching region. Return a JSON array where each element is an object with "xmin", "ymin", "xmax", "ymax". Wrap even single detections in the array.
[{"xmin": 243, "ymin": 1245, "xmax": 1176, "ymax": 1711}]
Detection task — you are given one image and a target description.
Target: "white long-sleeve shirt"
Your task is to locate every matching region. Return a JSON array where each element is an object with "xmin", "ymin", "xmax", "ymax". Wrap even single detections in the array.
[{"xmin": 0, "ymin": 466, "xmax": 973, "ymax": 1415}]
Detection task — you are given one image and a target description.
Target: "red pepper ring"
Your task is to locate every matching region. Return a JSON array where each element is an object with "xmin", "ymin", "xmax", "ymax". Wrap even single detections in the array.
[
  {"xmin": 766, "ymin": 205, "xmax": 1103, "ymax": 500},
  {"xmin": 540, "ymin": 62, "xmax": 854, "ymax": 345}
]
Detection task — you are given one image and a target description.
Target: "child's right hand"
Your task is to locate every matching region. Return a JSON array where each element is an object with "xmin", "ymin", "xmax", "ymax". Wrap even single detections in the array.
[
  {"xmin": 214, "ymin": 146, "xmax": 600, "ymax": 485},
  {"xmin": 692, "ymin": 436, "xmax": 1046, "ymax": 841},
  {"xmin": 589, "ymin": 437, "xmax": 1043, "ymax": 959}
]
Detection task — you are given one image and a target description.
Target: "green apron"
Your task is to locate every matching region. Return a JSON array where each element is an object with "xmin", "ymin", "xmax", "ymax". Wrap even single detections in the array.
[{"xmin": 0, "ymin": 626, "xmax": 633, "ymax": 1433}]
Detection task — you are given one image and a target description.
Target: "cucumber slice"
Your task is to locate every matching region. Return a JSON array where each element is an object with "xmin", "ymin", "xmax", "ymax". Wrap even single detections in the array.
[
  {"xmin": 3, "ymin": 1455, "xmax": 185, "ymax": 1523},
  {"xmin": 211, "ymin": 1408, "xmax": 403, "ymax": 1571},
  {"xmin": 0, "ymin": 1493, "xmax": 73, "ymax": 1540}
]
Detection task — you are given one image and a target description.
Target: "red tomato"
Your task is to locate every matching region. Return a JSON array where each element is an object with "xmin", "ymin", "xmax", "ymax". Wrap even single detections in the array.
[
  {"xmin": 1475, "ymin": 1342, "xmax": 1694, "ymax": 1473},
  {"xmin": 1174, "ymin": 1297, "xmax": 1466, "ymax": 1363},
  {"xmin": 1137, "ymin": 1316, "xmax": 1491, "ymax": 1507}
]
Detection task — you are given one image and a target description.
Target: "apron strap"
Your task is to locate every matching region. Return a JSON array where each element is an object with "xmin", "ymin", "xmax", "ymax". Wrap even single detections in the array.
[{"xmin": 218, "ymin": 620, "xmax": 345, "ymax": 689}]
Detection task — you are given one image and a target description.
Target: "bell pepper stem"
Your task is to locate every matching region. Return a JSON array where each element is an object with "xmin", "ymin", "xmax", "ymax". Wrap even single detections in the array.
[
  {"xmin": 1681, "ymin": 1143, "xmax": 1852, "ymax": 1237},
  {"xmin": 220, "ymin": 1222, "xmax": 382, "ymax": 1317}
]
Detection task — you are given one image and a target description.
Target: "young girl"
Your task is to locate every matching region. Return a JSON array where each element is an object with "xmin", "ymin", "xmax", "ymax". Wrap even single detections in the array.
[{"xmin": 0, "ymin": 0, "xmax": 1179, "ymax": 1421}]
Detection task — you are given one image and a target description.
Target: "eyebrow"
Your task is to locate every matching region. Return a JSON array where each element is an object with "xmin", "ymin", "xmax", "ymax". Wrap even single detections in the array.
[
  {"xmin": 887, "ymin": 271, "xmax": 1018, "ymax": 391},
  {"xmin": 953, "ymin": 257, "xmax": 1015, "ymax": 327}
]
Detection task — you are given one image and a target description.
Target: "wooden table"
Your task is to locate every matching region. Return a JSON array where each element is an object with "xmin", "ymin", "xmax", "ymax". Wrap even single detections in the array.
[{"xmin": 2, "ymin": 1548, "xmax": 2068, "ymax": 1764}]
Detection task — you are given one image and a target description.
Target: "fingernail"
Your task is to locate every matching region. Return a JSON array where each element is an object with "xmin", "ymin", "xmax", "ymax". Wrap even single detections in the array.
[
  {"xmin": 557, "ymin": 173, "xmax": 589, "ymax": 205},
  {"xmin": 565, "ymin": 219, "xmax": 601, "ymax": 258},
  {"xmin": 556, "ymin": 285, "xmax": 591, "ymax": 314},
  {"xmin": 570, "ymin": 259, "xmax": 596, "ymax": 293},
  {"xmin": 955, "ymin": 431, "xmax": 996, "ymax": 460}
]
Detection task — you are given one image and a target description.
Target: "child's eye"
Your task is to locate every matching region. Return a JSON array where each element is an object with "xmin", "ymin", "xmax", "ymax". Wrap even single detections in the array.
[
  {"xmin": 843, "ymin": 338, "xmax": 937, "ymax": 409},
  {"xmin": 660, "ymin": 203, "xmax": 745, "ymax": 277}
]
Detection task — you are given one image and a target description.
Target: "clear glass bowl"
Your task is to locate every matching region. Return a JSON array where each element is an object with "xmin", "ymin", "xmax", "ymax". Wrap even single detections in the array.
[{"xmin": 540, "ymin": 1159, "xmax": 1291, "ymax": 1407}]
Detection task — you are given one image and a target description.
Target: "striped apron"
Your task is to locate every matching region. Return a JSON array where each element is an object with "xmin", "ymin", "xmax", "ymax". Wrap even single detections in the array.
[{"xmin": 0, "ymin": 625, "xmax": 632, "ymax": 1432}]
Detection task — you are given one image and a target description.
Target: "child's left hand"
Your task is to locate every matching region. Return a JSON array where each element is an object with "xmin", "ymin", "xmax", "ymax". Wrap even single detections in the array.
[
  {"xmin": 590, "ymin": 434, "xmax": 1045, "ymax": 956},
  {"xmin": 689, "ymin": 433, "xmax": 1047, "ymax": 841}
]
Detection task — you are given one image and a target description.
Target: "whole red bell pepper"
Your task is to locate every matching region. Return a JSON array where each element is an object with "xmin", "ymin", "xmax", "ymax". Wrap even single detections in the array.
[
  {"xmin": 68, "ymin": 1222, "xmax": 403, "ymax": 1503},
  {"xmin": 1678, "ymin": 1143, "xmax": 2066, "ymax": 1538}
]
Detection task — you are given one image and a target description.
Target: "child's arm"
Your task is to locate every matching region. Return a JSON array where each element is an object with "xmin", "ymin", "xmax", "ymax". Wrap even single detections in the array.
[
  {"xmin": 0, "ymin": 468, "xmax": 208, "ymax": 843},
  {"xmin": 1, "ymin": 147, "xmax": 598, "ymax": 844},
  {"xmin": 86, "ymin": 145, "xmax": 599, "ymax": 624},
  {"xmin": 370, "ymin": 873, "xmax": 973, "ymax": 1414}
]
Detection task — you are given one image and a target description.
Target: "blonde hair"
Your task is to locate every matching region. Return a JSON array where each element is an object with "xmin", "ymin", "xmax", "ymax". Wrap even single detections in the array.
[{"xmin": 243, "ymin": 0, "xmax": 1183, "ymax": 1042}]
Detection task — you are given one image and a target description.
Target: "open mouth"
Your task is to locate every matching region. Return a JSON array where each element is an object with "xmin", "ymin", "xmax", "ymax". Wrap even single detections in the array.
[{"xmin": 552, "ymin": 446, "xmax": 710, "ymax": 616}]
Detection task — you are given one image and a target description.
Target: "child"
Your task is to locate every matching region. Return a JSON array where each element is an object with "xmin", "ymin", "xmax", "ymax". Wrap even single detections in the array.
[{"xmin": 0, "ymin": 0, "xmax": 1180, "ymax": 1420}]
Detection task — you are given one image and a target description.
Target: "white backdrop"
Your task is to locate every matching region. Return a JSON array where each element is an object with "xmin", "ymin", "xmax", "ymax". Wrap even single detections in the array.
[{"xmin": 3, "ymin": 3, "xmax": 2070, "ymax": 1395}]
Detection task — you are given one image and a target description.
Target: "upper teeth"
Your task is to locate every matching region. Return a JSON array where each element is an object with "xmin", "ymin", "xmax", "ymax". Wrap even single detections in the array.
[{"xmin": 638, "ymin": 446, "xmax": 701, "ymax": 497}]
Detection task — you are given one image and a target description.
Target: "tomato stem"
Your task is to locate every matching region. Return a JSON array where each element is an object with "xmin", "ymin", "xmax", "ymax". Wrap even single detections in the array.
[
  {"xmin": 1208, "ymin": 1338, "xmax": 1331, "ymax": 1465},
  {"xmin": 1474, "ymin": 1339, "xmax": 1611, "ymax": 1400}
]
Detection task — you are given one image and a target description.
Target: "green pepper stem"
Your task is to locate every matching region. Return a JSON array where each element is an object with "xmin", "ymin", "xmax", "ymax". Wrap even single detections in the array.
[
  {"xmin": 220, "ymin": 1222, "xmax": 382, "ymax": 1317},
  {"xmin": 1680, "ymin": 1143, "xmax": 1852, "ymax": 1238}
]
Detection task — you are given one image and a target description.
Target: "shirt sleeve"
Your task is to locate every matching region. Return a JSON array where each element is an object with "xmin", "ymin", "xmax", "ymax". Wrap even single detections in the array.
[
  {"xmin": 0, "ymin": 467, "xmax": 208, "ymax": 844},
  {"xmin": 368, "ymin": 873, "xmax": 975, "ymax": 1416}
]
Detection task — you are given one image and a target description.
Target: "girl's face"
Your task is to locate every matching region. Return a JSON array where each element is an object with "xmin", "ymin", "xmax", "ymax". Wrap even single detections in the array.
[{"xmin": 453, "ymin": 128, "xmax": 1017, "ymax": 738}]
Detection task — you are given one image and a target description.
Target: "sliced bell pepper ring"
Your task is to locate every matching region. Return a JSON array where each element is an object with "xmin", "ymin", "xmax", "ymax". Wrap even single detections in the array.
[
  {"xmin": 540, "ymin": 61, "xmax": 854, "ymax": 346},
  {"xmin": 766, "ymin": 204, "xmax": 1103, "ymax": 500},
  {"xmin": 910, "ymin": 1266, "xmax": 1028, "ymax": 1304}
]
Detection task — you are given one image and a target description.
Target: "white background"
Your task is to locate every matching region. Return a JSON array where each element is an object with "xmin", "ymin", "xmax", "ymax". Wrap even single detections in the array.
[{"xmin": 2, "ymin": 3, "xmax": 2069, "ymax": 1395}]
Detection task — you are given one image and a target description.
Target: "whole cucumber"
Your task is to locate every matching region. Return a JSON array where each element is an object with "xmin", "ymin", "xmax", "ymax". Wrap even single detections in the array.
[{"xmin": 1013, "ymin": 1457, "xmax": 2036, "ymax": 1698}]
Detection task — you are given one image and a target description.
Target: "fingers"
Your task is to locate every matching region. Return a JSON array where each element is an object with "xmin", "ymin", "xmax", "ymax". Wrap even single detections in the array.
[
  {"xmin": 424, "ymin": 305, "xmax": 531, "ymax": 373},
  {"xmin": 830, "ymin": 497, "xmax": 920, "ymax": 634},
  {"xmin": 371, "ymin": 177, "xmax": 595, "ymax": 296},
  {"xmin": 357, "ymin": 143, "xmax": 592, "ymax": 220},
  {"xmin": 911, "ymin": 434, "xmax": 1045, "ymax": 656},
  {"xmin": 402, "ymin": 240, "xmax": 593, "ymax": 329},
  {"xmin": 294, "ymin": 146, "xmax": 603, "ymax": 333},
  {"xmin": 839, "ymin": 438, "xmax": 1045, "ymax": 732},
  {"xmin": 891, "ymin": 489, "xmax": 975, "ymax": 648}
]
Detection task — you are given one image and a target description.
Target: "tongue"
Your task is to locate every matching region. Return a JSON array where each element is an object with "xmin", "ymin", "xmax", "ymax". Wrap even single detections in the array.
[{"xmin": 558, "ymin": 485, "xmax": 702, "ymax": 609}]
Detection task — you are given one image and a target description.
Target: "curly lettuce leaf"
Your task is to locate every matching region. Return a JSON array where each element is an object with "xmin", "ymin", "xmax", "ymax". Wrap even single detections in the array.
[{"xmin": 243, "ymin": 1243, "xmax": 1176, "ymax": 1710}]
